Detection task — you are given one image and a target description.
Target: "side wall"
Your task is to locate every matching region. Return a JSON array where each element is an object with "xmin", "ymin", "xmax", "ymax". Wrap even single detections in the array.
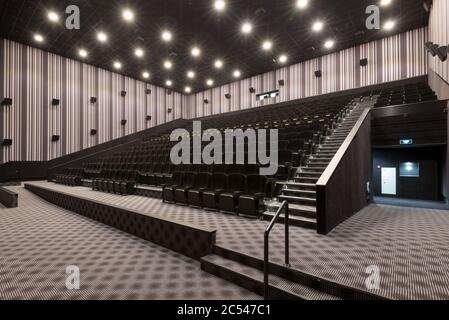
[
  {"xmin": 0, "ymin": 39, "xmax": 186, "ymax": 163},
  {"xmin": 186, "ymin": 28, "xmax": 428, "ymax": 119}
]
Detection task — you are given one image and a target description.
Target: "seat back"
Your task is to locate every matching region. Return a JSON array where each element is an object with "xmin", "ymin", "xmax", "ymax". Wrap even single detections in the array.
[
  {"xmin": 227, "ymin": 174, "xmax": 246, "ymax": 192},
  {"xmin": 210, "ymin": 173, "xmax": 227, "ymax": 190},
  {"xmin": 196, "ymin": 173, "xmax": 211, "ymax": 189},
  {"xmin": 245, "ymin": 175, "xmax": 267, "ymax": 194}
]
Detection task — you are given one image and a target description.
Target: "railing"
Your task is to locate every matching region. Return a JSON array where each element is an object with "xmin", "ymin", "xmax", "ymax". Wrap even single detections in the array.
[{"xmin": 263, "ymin": 201, "xmax": 290, "ymax": 300}]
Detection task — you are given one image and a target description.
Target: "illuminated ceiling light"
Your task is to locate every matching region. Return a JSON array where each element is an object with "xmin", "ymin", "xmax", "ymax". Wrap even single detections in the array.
[
  {"xmin": 113, "ymin": 61, "xmax": 122, "ymax": 70},
  {"xmin": 47, "ymin": 11, "xmax": 59, "ymax": 22},
  {"xmin": 97, "ymin": 32, "xmax": 108, "ymax": 43},
  {"xmin": 324, "ymin": 39, "xmax": 335, "ymax": 49},
  {"xmin": 166, "ymin": 80, "xmax": 173, "ymax": 87},
  {"xmin": 164, "ymin": 60, "xmax": 173, "ymax": 70},
  {"xmin": 296, "ymin": 0, "xmax": 309, "ymax": 9},
  {"xmin": 78, "ymin": 49, "xmax": 88, "ymax": 58},
  {"xmin": 262, "ymin": 40, "xmax": 273, "ymax": 51},
  {"xmin": 142, "ymin": 71, "xmax": 150, "ymax": 79},
  {"xmin": 214, "ymin": 0, "xmax": 226, "ymax": 12},
  {"xmin": 312, "ymin": 21, "xmax": 324, "ymax": 32},
  {"xmin": 185, "ymin": 86, "xmax": 192, "ymax": 93},
  {"xmin": 241, "ymin": 22, "xmax": 253, "ymax": 34},
  {"xmin": 187, "ymin": 70, "xmax": 196, "ymax": 79},
  {"xmin": 206, "ymin": 79, "xmax": 214, "ymax": 86},
  {"xmin": 233, "ymin": 70, "xmax": 242, "ymax": 78},
  {"xmin": 122, "ymin": 9, "xmax": 135, "ymax": 22},
  {"xmin": 34, "ymin": 34, "xmax": 44, "ymax": 43},
  {"xmin": 214, "ymin": 59, "xmax": 224, "ymax": 69},
  {"xmin": 161, "ymin": 30, "xmax": 173, "ymax": 42},
  {"xmin": 279, "ymin": 54, "xmax": 288, "ymax": 64},
  {"xmin": 191, "ymin": 46, "xmax": 201, "ymax": 57},
  {"xmin": 134, "ymin": 48, "xmax": 144, "ymax": 58},
  {"xmin": 380, "ymin": 0, "xmax": 392, "ymax": 6},
  {"xmin": 384, "ymin": 20, "xmax": 396, "ymax": 31}
]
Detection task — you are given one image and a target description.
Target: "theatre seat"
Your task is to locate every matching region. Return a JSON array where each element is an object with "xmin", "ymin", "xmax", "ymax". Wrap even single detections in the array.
[
  {"xmin": 238, "ymin": 175, "xmax": 268, "ymax": 217},
  {"xmin": 162, "ymin": 172, "xmax": 183, "ymax": 203},
  {"xmin": 219, "ymin": 174, "xmax": 246, "ymax": 213},
  {"xmin": 174, "ymin": 172, "xmax": 197, "ymax": 204},
  {"xmin": 202, "ymin": 173, "xmax": 228, "ymax": 210},
  {"xmin": 187, "ymin": 173, "xmax": 211, "ymax": 207}
]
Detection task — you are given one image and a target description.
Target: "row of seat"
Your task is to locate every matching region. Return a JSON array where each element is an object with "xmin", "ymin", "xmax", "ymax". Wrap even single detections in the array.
[
  {"xmin": 56, "ymin": 168, "xmax": 84, "ymax": 186},
  {"xmin": 92, "ymin": 170, "xmax": 137, "ymax": 195}
]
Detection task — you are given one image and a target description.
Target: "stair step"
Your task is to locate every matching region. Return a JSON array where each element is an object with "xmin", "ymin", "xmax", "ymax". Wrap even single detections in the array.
[
  {"xmin": 279, "ymin": 195, "xmax": 316, "ymax": 205},
  {"xmin": 282, "ymin": 189, "xmax": 316, "ymax": 198},
  {"xmin": 298, "ymin": 172, "xmax": 322, "ymax": 178},
  {"xmin": 263, "ymin": 213, "xmax": 317, "ymax": 230},
  {"xmin": 285, "ymin": 182, "xmax": 316, "ymax": 191},
  {"xmin": 201, "ymin": 255, "xmax": 339, "ymax": 300},
  {"xmin": 294, "ymin": 177, "xmax": 319, "ymax": 184}
]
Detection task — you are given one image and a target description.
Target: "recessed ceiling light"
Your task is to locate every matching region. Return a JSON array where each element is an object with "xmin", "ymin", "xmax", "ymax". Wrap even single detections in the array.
[
  {"xmin": 191, "ymin": 46, "xmax": 201, "ymax": 57},
  {"xmin": 279, "ymin": 54, "xmax": 288, "ymax": 64},
  {"xmin": 47, "ymin": 11, "xmax": 59, "ymax": 22},
  {"xmin": 296, "ymin": 0, "xmax": 309, "ymax": 9},
  {"xmin": 324, "ymin": 39, "xmax": 335, "ymax": 49},
  {"xmin": 187, "ymin": 70, "xmax": 196, "ymax": 79},
  {"xmin": 262, "ymin": 40, "xmax": 273, "ymax": 51},
  {"xmin": 161, "ymin": 30, "xmax": 173, "ymax": 42},
  {"xmin": 233, "ymin": 70, "xmax": 242, "ymax": 78},
  {"xmin": 122, "ymin": 9, "xmax": 135, "ymax": 22},
  {"xmin": 164, "ymin": 60, "xmax": 173, "ymax": 70},
  {"xmin": 312, "ymin": 21, "xmax": 324, "ymax": 32},
  {"xmin": 78, "ymin": 49, "xmax": 88, "ymax": 58},
  {"xmin": 166, "ymin": 80, "xmax": 173, "ymax": 87},
  {"xmin": 135, "ymin": 48, "xmax": 144, "ymax": 58},
  {"xmin": 206, "ymin": 79, "xmax": 214, "ymax": 86},
  {"xmin": 185, "ymin": 86, "xmax": 192, "ymax": 93},
  {"xmin": 380, "ymin": 0, "xmax": 392, "ymax": 6},
  {"xmin": 384, "ymin": 20, "xmax": 396, "ymax": 31},
  {"xmin": 241, "ymin": 22, "xmax": 253, "ymax": 34},
  {"xmin": 97, "ymin": 32, "xmax": 108, "ymax": 43},
  {"xmin": 113, "ymin": 61, "xmax": 122, "ymax": 70},
  {"xmin": 142, "ymin": 71, "xmax": 150, "ymax": 79},
  {"xmin": 214, "ymin": 0, "xmax": 226, "ymax": 11},
  {"xmin": 214, "ymin": 59, "xmax": 224, "ymax": 69},
  {"xmin": 34, "ymin": 34, "xmax": 44, "ymax": 43}
]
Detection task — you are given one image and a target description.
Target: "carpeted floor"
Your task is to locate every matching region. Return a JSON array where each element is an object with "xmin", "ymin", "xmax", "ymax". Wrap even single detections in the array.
[{"xmin": 0, "ymin": 184, "xmax": 259, "ymax": 300}]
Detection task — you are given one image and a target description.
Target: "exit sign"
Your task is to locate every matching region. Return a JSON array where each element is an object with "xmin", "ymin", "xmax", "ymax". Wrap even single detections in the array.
[{"xmin": 400, "ymin": 139, "xmax": 413, "ymax": 145}]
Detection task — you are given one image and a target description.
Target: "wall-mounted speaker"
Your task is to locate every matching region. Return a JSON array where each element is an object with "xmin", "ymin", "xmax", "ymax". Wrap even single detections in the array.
[
  {"xmin": 360, "ymin": 58, "xmax": 368, "ymax": 67},
  {"xmin": 204, "ymin": 99, "xmax": 209, "ymax": 104},
  {"xmin": 278, "ymin": 80, "xmax": 285, "ymax": 86},
  {"xmin": 167, "ymin": 108, "xmax": 173, "ymax": 114},
  {"xmin": 90, "ymin": 97, "xmax": 97, "ymax": 103},
  {"xmin": 90, "ymin": 129, "xmax": 97, "ymax": 136},
  {"xmin": 145, "ymin": 89, "xmax": 152, "ymax": 95},
  {"xmin": 225, "ymin": 93, "xmax": 231, "ymax": 99},
  {"xmin": 121, "ymin": 120, "xmax": 127, "ymax": 126},
  {"xmin": 2, "ymin": 98, "xmax": 12, "ymax": 106},
  {"xmin": 52, "ymin": 99, "xmax": 60, "ymax": 106},
  {"xmin": 121, "ymin": 91, "xmax": 127, "ymax": 97},
  {"xmin": 249, "ymin": 87, "xmax": 256, "ymax": 93},
  {"xmin": 315, "ymin": 70, "xmax": 322, "ymax": 78},
  {"xmin": 2, "ymin": 139, "xmax": 12, "ymax": 147},
  {"xmin": 52, "ymin": 135, "xmax": 60, "ymax": 142},
  {"xmin": 146, "ymin": 115, "xmax": 152, "ymax": 121},
  {"xmin": 167, "ymin": 90, "xmax": 173, "ymax": 95}
]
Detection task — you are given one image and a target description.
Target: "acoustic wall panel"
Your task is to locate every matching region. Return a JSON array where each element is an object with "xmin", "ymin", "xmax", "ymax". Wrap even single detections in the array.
[
  {"xmin": 65, "ymin": 59, "xmax": 81, "ymax": 156},
  {"xmin": 429, "ymin": 0, "xmax": 449, "ymax": 83},
  {"xmin": 98, "ymin": 69, "xmax": 112, "ymax": 144},
  {"xmin": 360, "ymin": 41, "xmax": 379, "ymax": 87},
  {"xmin": 82, "ymin": 64, "xmax": 97, "ymax": 149},
  {"xmin": 136, "ymin": 81, "xmax": 147, "ymax": 133}
]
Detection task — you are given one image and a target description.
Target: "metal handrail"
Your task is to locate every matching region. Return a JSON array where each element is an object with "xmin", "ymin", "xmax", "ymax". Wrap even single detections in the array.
[{"xmin": 264, "ymin": 200, "xmax": 290, "ymax": 300}]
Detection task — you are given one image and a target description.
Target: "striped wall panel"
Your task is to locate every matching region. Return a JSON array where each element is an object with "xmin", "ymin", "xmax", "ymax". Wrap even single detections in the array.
[
  {"xmin": 0, "ymin": 38, "xmax": 183, "ymax": 163},
  {"xmin": 187, "ymin": 27, "xmax": 428, "ymax": 119},
  {"xmin": 429, "ymin": 0, "xmax": 449, "ymax": 83}
]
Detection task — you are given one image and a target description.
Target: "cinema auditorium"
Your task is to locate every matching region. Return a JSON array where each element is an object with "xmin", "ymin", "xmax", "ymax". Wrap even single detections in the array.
[{"xmin": 0, "ymin": 0, "xmax": 448, "ymax": 301}]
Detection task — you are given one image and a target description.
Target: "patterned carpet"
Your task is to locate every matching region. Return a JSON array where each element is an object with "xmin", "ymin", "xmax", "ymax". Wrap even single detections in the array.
[
  {"xmin": 0, "ymin": 184, "xmax": 259, "ymax": 300},
  {"xmin": 15, "ymin": 182, "xmax": 449, "ymax": 300}
]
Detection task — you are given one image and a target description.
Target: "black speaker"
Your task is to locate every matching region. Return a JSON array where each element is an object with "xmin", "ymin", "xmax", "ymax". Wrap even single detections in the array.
[
  {"xmin": 249, "ymin": 87, "xmax": 256, "ymax": 93},
  {"xmin": 121, "ymin": 91, "xmax": 127, "ymax": 97},
  {"xmin": 121, "ymin": 120, "xmax": 127, "ymax": 126},
  {"xmin": 90, "ymin": 129, "xmax": 97, "ymax": 136},
  {"xmin": 360, "ymin": 58, "xmax": 368, "ymax": 67},
  {"xmin": 167, "ymin": 108, "xmax": 173, "ymax": 114},
  {"xmin": 204, "ymin": 99, "xmax": 209, "ymax": 104},
  {"xmin": 2, "ymin": 139, "xmax": 12, "ymax": 147},
  {"xmin": 315, "ymin": 70, "xmax": 322, "ymax": 78},
  {"xmin": 167, "ymin": 90, "xmax": 173, "ymax": 95},
  {"xmin": 145, "ymin": 89, "xmax": 152, "ymax": 95},
  {"xmin": 278, "ymin": 80, "xmax": 285, "ymax": 86},
  {"xmin": 52, "ymin": 135, "xmax": 60, "ymax": 142},
  {"xmin": 52, "ymin": 99, "xmax": 60, "ymax": 106},
  {"xmin": 90, "ymin": 97, "xmax": 97, "ymax": 103},
  {"xmin": 146, "ymin": 115, "xmax": 152, "ymax": 121},
  {"xmin": 225, "ymin": 93, "xmax": 231, "ymax": 99},
  {"xmin": 2, "ymin": 98, "xmax": 12, "ymax": 106}
]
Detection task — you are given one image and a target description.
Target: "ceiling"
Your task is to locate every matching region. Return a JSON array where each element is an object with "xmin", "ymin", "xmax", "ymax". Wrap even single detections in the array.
[{"xmin": 0, "ymin": 0, "xmax": 430, "ymax": 93}]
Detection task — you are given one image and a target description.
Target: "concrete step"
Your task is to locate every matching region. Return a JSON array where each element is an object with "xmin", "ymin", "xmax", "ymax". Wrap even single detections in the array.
[
  {"xmin": 282, "ymin": 189, "xmax": 316, "ymax": 199},
  {"xmin": 285, "ymin": 182, "xmax": 316, "ymax": 191},
  {"xmin": 294, "ymin": 176, "xmax": 319, "ymax": 184},
  {"xmin": 279, "ymin": 195, "xmax": 316, "ymax": 206},
  {"xmin": 263, "ymin": 212, "xmax": 318, "ymax": 230}
]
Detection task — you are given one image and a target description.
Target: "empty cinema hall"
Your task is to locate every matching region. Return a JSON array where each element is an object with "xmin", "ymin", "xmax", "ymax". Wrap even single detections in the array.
[{"xmin": 1, "ymin": 0, "xmax": 449, "ymax": 307}]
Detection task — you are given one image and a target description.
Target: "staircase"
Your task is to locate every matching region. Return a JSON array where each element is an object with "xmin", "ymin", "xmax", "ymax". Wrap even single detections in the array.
[{"xmin": 263, "ymin": 98, "xmax": 375, "ymax": 230}]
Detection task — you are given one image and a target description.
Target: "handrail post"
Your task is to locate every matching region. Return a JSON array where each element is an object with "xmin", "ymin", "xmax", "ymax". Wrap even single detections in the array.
[
  {"xmin": 285, "ymin": 203, "xmax": 290, "ymax": 267},
  {"xmin": 264, "ymin": 231, "xmax": 269, "ymax": 300}
]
